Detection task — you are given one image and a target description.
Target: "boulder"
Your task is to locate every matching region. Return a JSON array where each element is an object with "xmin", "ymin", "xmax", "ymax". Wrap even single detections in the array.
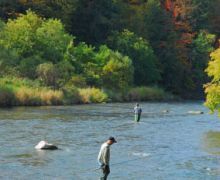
[{"xmin": 35, "ymin": 141, "xmax": 58, "ymax": 150}]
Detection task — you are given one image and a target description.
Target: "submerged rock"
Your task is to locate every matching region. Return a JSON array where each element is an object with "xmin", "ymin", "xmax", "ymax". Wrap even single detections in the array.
[
  {"xmin": 35, "ymin": 141, "xmax": 58, "ymax": 150},
  {"xmin": 187, "ymin": 111, "xmax": 204, "ymax": 115}
]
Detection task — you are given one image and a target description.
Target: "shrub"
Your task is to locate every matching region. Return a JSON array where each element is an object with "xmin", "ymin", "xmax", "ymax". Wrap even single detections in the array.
[
  {"xmin": 36, "ymin": 62, "xmax": 59, "ymax": 89},
  {"xmin": 79, "ymin": 87, "xmax": 108, "ymax": 103},
  {"xmin": 0, "ymin": 85, "xmax": 16, "ymax": 106},
  {"xmin": 127, "ymin": 86, "xmax": 166, "ymax": 101},
  {"xmin": 62, "ymin": 86, "xmax": 82, "ymax": 104},
  {"xmin": 67, "ymin": 75, "xmax": 87, "ymax": 88}
]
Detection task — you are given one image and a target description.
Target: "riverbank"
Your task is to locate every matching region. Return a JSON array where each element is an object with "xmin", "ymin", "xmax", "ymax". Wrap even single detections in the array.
[{"xmin": 0, "ymin": 77, "xmax": 176, "ymax": 106}]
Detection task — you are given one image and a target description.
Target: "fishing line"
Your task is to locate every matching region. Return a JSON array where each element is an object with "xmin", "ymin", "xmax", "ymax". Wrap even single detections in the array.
[{"xmin": 77, "ymin": 155, "xmax": 149, "ymax": 174}]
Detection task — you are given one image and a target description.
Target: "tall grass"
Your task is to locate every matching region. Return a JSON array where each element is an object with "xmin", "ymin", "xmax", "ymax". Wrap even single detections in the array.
[
  {"xmin": 79, "ymin": 87, "xmax": 108, "ymax": 103},
  {"xmin": 16, "ymin": 87, "xmax": 63, "ymax": 106},
  {"xmin": 126, "ymin": 86, "xmax": 173, "ymax": 101},
  {"xmin": 0, "ymin": 77, "xmax": 63, "ymax": 106},
  {"xmin": 0, "ymin": 77, "xmax": 174, "ymax": 106}
]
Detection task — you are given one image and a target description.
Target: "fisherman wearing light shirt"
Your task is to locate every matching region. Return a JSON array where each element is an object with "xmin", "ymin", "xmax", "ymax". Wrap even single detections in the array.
[
  {"xmin": 134, "ymin": 103, "xmax": 142, "ymax": 122},
  {"xmin": 98, "ymin": 137, "xmax": 117, "ymax": 180}
]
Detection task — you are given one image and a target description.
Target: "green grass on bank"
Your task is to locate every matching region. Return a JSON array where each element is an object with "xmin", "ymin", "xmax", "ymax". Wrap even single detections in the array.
[{"xmin": 0, "ymin": 77, "xmax": 175, "ymax": 106}]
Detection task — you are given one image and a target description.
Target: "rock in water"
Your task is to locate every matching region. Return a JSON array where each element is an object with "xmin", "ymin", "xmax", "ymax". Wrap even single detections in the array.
[
  {"xmin": 35, "ymin": 141, "xmax": 58, "ymax": 150},
  {"xmin": 162, "ymin": 110, "xmax": 169, "ymax": 113},
  {"xmin": 187, "ymin": 111, "xmax": 204, "ymax": 115}
]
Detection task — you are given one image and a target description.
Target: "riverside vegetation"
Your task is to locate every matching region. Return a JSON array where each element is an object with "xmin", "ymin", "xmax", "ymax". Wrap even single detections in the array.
[{"xmin": 0, "ymin": 0, "xmax": 219, "ymax": 107}]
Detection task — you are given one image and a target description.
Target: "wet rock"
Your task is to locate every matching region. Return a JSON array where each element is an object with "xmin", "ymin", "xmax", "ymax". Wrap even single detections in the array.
[
  {"xmin": 187, "ymin": 111, "xmax": 204, "ymax": 115},
  {"xmin": 35, "ymin": 141, "xmax": 58, "ymax": 150},
  {"xmin": 162, "ymin": 110, "xmax": 169, "ymax": 113}
]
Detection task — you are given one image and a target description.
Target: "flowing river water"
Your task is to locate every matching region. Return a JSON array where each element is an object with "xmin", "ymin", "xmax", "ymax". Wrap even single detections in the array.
[{"xmin": 0, "ymin": 102, "xmax": 220, "ymax": 180}]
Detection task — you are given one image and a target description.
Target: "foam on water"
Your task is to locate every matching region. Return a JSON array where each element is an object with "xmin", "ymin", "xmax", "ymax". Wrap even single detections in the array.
[{"xmin": 131, "ymin": 152, "xmax": 151, "ymax": 157}]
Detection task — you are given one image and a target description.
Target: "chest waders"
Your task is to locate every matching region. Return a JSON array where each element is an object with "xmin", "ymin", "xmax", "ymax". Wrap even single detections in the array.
[{"xmin": 135, "ymin": 113, "xmax": 141, "ymax": 122}]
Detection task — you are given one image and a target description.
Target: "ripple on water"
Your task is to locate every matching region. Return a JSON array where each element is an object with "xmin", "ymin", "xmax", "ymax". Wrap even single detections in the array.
[{"xmin": 0, "ymin": 102, "xmax": 220, "ymax": 179}]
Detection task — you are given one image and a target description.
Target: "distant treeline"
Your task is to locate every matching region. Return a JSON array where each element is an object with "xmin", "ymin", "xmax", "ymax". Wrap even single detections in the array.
[{"xmin": 0, "ymin": 0, "xmax": 219, "ymax": 105}]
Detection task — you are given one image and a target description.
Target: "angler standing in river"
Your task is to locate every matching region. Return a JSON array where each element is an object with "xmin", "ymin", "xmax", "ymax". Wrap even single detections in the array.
[
  {"xmin": 134, "ymin": 103, "xmax": 142, "ymax": 122},
  {"xmin": 98, "ymin": 137, "xmax": 117, "ymax": 180}
]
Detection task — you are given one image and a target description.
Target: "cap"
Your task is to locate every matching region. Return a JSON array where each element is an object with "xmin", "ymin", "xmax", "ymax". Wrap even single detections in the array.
[{"xmin": 108, "ymin": 136, "xmax": 117, "ymax": 143}]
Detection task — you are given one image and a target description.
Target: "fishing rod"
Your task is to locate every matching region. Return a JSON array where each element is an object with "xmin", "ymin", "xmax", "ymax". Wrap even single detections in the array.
[{"xmin": 78, "ymin": 155, "xmax": 149, "ymax": 174}]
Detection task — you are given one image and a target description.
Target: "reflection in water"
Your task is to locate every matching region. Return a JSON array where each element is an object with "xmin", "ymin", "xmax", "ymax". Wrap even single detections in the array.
[{"xmin": 203, "ymin": 131, "xmax": 220, "ymax": 155}]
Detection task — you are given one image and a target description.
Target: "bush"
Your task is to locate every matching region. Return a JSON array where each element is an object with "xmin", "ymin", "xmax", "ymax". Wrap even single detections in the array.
[
  {"xmin": 66, "ymin": 75, "xmax": 87, "ymax": 88},
  {"xmin": 127, "ymin": 86, "xmax": 167, "ymax": 101},
  {"xmin": 104, "ymin": 89, "xmax": 124, "ymax": 102},
  {"xmin": 79, "ymin": 87, "xmax": 108, "ymax": 103},
  {"xmin": 62, "ymin": 86, "xmax": 82, "ymax": 104},
  {"xmin": 0, "ymin": 85, "xmax": 16, "ymax": 106},
  {"xmin": 36, "ymin": 62, "xmax": 59, "ymax": 89}
]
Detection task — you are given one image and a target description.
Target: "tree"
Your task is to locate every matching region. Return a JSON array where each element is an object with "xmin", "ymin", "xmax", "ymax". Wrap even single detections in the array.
[
  {"xmin": 0, "ymin": 10, "xmax": 43, "ymax": 57},
  {"xmin": 18, "ymin": 55, "xmax": 44, "ymax": 79},
  {"xmin": 107, "ymin": 29, "xmax": 160, "ymax": 86},
  {"xmin": 191, "ymin": 0, "xmax": 220, "ymax": 35},
  {"xmin": 102, "ymin": 49, "xmax": 134, "ymax": 91},
  {"xmin": 191, "ymin": 31, "xmax": 215, "ymax": 96},
  {"xmin": 204, "ymin": 47, "xmax": 220, "ymax": 114},
  {"xmin": 36, "ymin": 18, "xmax": 73, "ymax": 63},
  {"xmin": 18, "ymin": 0, "xmax": 77, "ymax": 32},
  {"xmin": 0, "ymin": 45, "xmax": 19, "ymax": 76},
  {"xmin": 69, "ymin": 42, "xmax": 96, "ymax": 74},
  {"xmin": 0, "ymin": 20, "xmax": 4, "ymax": 30},
  {"xmin": 0, "ymin": 10, "xmax": 73, "ymax": 63},
  {"xmin": 70, "ymin": 0, "xmax": 118, "ymax": 45},
  {"xmin": 0, "ymin": 0, "xmax": 25, "ymax": 20}
]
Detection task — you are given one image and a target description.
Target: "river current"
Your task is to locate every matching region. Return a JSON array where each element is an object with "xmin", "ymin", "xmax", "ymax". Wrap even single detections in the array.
[{"xmin": 0, "ymin": 102, "xmax": 220, "ymax": 180}]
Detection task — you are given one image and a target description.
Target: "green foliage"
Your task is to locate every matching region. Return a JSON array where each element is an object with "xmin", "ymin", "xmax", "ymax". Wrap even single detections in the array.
[
  {"xmin": 0, "ymin": 45, "xmax": 19, "ymax": 76},
  {"xmin": 0, "ymin": 76, "xmax": 63, "ymax": 106},
  {"xmin": 0, "ymin": 85, "xmax": 16, "ymax": 106},
  {"xmin": 36, "ymin": 19, "xmax": 73, "ymax": 63},
  {"xmin": 0, "ymin": 10, "xmax": 43, "ymax": 56},
  {"xmin": 205, "ymin": 48, "xmax": 220, "ymax": 113},
  {"xmin": 0, "ymin": 19, "xmax": 5, "ymax": 30},
  {"xmin": 126, "ymin": 86, "xmax": 170, "ymax": 101},
  {"xmin": 192, "ymin": 0, "xmax": 220, "ymax": 35},
  {"xmin": 79, "ymin": 87, "xmax": 108, "ymax": 103},
  {"xmin": 191, "ymin": 31, "xmax": 216, "ymax": 94},
  {"xmin": 142, "ymin": 0, "xmax": 168, "ymax": 45},
  {"xmin": 69, "ymin": 42, "xmax": 96, "ymax": 73},
  {"xmin": 193, "ymin": 31, "xmax": 215, "ymax": 54},
  {"xmin": 62, "ymin": 85, "xmax": 81, "ymax": 104},
  {"xmin": 100, "ymin": 46, "xmax": 134, "ymax": 90},
  {"xmin": 0, "ymin": 1, "xmax": 218, "ymax": 104},
  {"xmin": 56, "ymin": 60, "xmax": 75, "ymax": 86},
  {"xmin": 18, "ymin": 55, "xmax": 44, "ymax": 79},
  {"xmin": 107, "ymin": 29, "xmax": 160, "ymax": 85},
  {"xmin": 70, "ymin": 0, "xmax": 118, "ymax": 45},
  {"xmin": 66, "ymin": 75, "xmax": 87, "ymax": 88},
  {"xmin": 0, "ymin": 10, "xmax": 73, "ymax": 63},
  {"xmin": 36, "ymin": 62, "xmax": 59, "ymax": 89}
]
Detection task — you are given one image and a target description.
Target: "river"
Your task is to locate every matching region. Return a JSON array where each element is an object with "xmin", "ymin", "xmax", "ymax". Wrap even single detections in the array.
[{"xmin": 0, "ymin": 102, "xmax": 220, "ymax": 180}]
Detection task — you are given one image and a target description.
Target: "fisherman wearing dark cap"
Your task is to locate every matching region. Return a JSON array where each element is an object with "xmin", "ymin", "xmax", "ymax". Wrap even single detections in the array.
[{"xmin": 98, "ymin": 136, "xmax": 117, "ymax": 180}]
